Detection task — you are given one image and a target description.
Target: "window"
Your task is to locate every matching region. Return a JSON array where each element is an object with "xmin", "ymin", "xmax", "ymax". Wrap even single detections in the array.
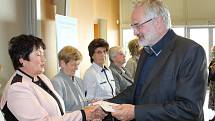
[
  {"xmin": 122, "ymin": 29, "xmax": 136, "ymax": 61},
  {"xmin": 122, "ymin": 27, "xmax": 215, "ymax": 63},
  {"xmin": 36, "ymin": 0, "xmax": 41, "ymax": 20},
  {"xmin": 172, "ymin": 27, "xmax": 185, "ymax": 37},
  {"xmin": 190, "ymin": 28, "xmax": 209, "ymax": 64}
]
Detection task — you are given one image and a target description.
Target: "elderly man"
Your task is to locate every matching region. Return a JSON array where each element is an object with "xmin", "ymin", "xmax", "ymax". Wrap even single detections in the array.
[{"xmin": 106, "ymin": 0, "xmax": 207, "ymax": 121}]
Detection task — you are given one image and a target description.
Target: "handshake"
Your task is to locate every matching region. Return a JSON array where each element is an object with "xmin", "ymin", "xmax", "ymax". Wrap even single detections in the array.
[{"xmin": 83, "ymin": 101, "xmax": 135, "ymax": 121}]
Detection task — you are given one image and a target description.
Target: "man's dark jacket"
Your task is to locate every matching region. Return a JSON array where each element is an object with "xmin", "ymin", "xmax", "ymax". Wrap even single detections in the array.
[{"xmin": 110, "ymin": 31, "xmax": 207, "ymax": 121}]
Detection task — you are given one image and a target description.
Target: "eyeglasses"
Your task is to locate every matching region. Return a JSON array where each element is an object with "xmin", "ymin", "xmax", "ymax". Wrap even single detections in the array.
[
  {"xmin": 94, "ymin": 50, "xmax": 107, "ymax": 55},
  {"xmin": 131, "ymin": 18, "xmax": 153, "ymax": 30}
]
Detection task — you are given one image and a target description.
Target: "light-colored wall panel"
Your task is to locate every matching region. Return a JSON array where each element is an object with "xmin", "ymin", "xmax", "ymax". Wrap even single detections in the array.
[
  {"xmin": 70, "ymin": 0, "xmax": 119, "ymax": 78},
  {"xmin": 187, "ymin": 0, "xmax": 215, "ymax": 25},
  {"xmin": 187, "ymin": 0, "xmax": 215, "ymax": 20},
  {"xmin": 120, "ymin": 0, "xmax": 133, "ymax": 25},
  {"xmin": 40, "ymin": 0, "xmax": 58, "ymax": 78},
  {"xmin": 93, "ymin": 0, "xmax": 119, "ymax": 47},
  {"xmin": 164, "ymin": 0, "xmax": 186, "ymax": 25},
  {"xmin": 70, "ymin": 0, "xmax": 94, "ymax": 78},
  {"xmin": 0, "ymin": 0, "xmax": 27, "ymax": 97}
]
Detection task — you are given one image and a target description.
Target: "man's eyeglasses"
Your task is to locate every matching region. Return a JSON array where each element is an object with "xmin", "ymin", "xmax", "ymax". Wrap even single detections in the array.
[{"xmin": 131, "ymin": 18, "xmax": 153, "ymax": 30}]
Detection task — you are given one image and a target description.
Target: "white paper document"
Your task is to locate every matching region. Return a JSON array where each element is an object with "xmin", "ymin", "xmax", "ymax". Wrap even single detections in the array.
[{"xmin": 92, "ymin": 101, "xmax": 119, "ymax": 112}]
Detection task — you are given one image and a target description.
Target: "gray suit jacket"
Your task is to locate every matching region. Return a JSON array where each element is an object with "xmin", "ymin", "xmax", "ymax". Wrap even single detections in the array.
[
  {"xmin": 51, "ymin": 70, "xmax": 86, "ymax": 112},
  {"xmin": 110, "ymin": 30, "xmax": 207, "ymax": 121},
  {"xmin": 109, "ymin": 63, "xmax": 133, "ymax": 95}
]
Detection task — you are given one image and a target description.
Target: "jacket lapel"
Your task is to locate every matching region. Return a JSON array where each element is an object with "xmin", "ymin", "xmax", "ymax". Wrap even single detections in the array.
[
  {"xmin": 111, "ymin": 64, "xmax": 133, "ymax": 83},
  {"xmin": 140, "ymin": 49, "xmax": 172, "ymax": 94},
  {"xmin": 121, "ymin": 69, "xmax": 133, "ymax": 83},
  {"xmin": 134, "ymin": 49, "xmax": 148, "ymax": 84}
]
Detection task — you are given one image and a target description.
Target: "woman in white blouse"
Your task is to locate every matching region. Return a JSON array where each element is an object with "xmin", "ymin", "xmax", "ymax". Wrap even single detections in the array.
[{"xmin": 83, "ymin": 38, "xmax": 116, "ymax": 101}]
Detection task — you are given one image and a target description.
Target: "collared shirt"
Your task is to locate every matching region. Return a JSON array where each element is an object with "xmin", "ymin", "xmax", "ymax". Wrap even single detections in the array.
[
  {"xmin": 135, "ymin": 29, "xmax": 175, "ymax": 97},
  {"xmin": 83, "ymin": 62, "xmax": 116, "ymax": 100},
  {"xmin": 52, "ymin": 70, "xmax": 87, "ymax": 112},
  {"xmin": 0, "ymin": 110, "xmax": 4, "ymax": 121}
]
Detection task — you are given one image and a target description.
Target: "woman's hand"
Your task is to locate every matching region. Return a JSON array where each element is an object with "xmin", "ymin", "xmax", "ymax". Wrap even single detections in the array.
[{"xmin": 84, "ymin": 105, "xmax": 107, "ymax": 121}]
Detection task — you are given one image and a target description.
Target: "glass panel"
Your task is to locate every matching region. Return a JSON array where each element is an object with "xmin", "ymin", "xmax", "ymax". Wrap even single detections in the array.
[
  {"xmin": 122, "ymin": 29, "xmax": 137, "ymax": 61},
  {"xmin": 36, "ymin": 0, "xmax": 41, "ymax": 20},
  {"xmin": 190, "ymin": 28, "xmax": 209, "ymax": 64},
  {"xmin": 172, "ymin": 27, "xmax": 185, "ymax": 37}
]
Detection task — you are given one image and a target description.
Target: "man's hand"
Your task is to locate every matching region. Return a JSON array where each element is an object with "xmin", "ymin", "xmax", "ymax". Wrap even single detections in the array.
[
  {"xmin": 84, "ymin": 105, "xmax": 107, "ymax": 121},
  {"xmin": 111, "ymin": 104, "xmax": 135, "ymax": 121}
]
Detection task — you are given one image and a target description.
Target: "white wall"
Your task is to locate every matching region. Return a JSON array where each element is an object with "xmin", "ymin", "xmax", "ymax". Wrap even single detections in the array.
[
  {"xmin": 70, "ymin": 0, "xmax": 119, "ymax": 78},
  {"xmin": 0, "ymin": 0, "xmax": 27, "ymax": 96}
]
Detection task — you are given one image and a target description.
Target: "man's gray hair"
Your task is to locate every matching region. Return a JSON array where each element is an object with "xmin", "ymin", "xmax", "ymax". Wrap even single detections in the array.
[{"xmin": 135, "ymin": 0, "xmax": 171, "ymax": 28}]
